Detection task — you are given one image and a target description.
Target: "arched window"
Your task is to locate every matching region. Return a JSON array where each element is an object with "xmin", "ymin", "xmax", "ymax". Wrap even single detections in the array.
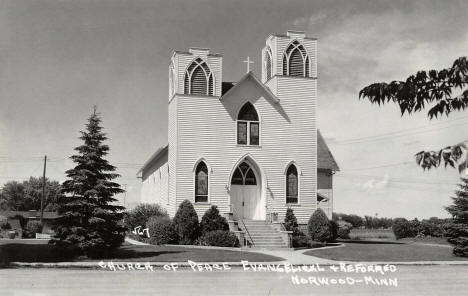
[
  {"xmin": 265, "ymin": 47, "xmax": 273, "ymax": 81},
  {"xmin": 195, "ymin": 161, "xmax": 208, "ymax": 203},
  {"xmin": 286, "ymin": 164, "xmax": 298, "ymax": 204},
  {"xmin": 237, "ymin": 102, "xmax": 259, "ymax": 146},
  {"xmin": 231, "ymin": 162, "xmax": 257, "ymax": 185},
  {"xmin": 184, "ymin": 58, "xmax": 214, "ymax": 96},
  {"xmin": 282, "ymin": 41, "xmax": 310, "ymax": 77}
]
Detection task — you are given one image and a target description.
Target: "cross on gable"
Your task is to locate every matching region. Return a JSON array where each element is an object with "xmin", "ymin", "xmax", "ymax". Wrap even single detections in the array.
[{"xmin": 243, "ymin": 56, "xmax": 254, "ymax": 73}]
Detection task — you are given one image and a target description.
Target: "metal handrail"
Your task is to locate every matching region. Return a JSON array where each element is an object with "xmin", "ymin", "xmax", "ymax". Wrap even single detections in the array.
[{"xmin": 231, "ymin": 205, "xmax": 255, "ymax": 247}]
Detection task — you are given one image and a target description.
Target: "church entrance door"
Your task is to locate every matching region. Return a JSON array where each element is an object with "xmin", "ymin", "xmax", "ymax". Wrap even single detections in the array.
[{"xmin": 230, "ymin": 161, "xmax": 262, "ymax": 220}]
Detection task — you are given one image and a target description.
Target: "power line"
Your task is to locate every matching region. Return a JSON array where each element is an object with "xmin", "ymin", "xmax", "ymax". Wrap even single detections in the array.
[{"xmin": 332, "ymin": 117, "xmax": 468, "ymax": 145}]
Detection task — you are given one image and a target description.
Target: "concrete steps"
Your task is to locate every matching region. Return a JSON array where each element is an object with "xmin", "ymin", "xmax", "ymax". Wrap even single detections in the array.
[{"xmin": 240, "ymin": 220, "xmax": 289, "ymax": 249}]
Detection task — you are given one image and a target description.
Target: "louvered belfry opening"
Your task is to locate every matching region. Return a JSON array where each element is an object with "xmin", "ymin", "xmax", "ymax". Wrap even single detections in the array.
[
  {"xmin": 265, "ymin": 47, "xmax": 273, "ymax": 81},
  {"xmin": 283, "ymin": 40, "xmax": 310, "ymax": 77},
  {"xmin": 184, "ymin": 57, "xmax": 214, "ymax": 96}
]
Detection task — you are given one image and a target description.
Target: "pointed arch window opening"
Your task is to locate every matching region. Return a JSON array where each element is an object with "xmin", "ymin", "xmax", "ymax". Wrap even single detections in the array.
[
  {"xmin": 286, "ymin": 164, "xmax": 299, "ymax": 204},
  {"xmin": 195, "ymin": 161, "xmax": 209, "ymax": 203},
  {"xmin": 265, "ymin": 47, "xmax": 273, "ymax": 81},
  {"xmin": 282, "ymin": 41, "xmax": 311, "ymax": 77},
  {"xmin": 231, "ymin": 162, "xmax": 257, "ymax": 185},
  {"xmin": 184, "ymin": 58, "xmax": 214, "ymax": 96},
  {"xmin": 237, "ymin": 103, "xmax": 260, "ymax": 146}
]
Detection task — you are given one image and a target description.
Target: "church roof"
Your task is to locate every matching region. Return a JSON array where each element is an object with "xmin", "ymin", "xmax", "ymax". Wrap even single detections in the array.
[
  {"xmin": 220, "ymin": 71, "xmax": 280, "ymax": 103},
  {"xmin": 317, "ymin": 130, "xmax": 340, "ymax": 171},
  {"xmin": 137, "ymin": 145, "xmax": 168, "ymax": 177}
]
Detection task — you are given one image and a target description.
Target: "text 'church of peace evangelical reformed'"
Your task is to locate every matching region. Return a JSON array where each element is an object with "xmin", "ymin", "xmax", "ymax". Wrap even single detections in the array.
[{"xmin": 137, "ymin": 31, "xmax": 339, "ymax": 246}]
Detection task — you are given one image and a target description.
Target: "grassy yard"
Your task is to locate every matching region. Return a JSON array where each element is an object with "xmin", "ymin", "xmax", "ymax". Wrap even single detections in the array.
[
  {"xmin": 349, "ymin": 228, "xmax": 395, "ymax": 241},
  {"xmin": 0, "ymin": 239, "xmax": 283, "ymax": 264},
  {"xmin": 304, "ymin": 241, "xmax": 468, "ymax": 262}
]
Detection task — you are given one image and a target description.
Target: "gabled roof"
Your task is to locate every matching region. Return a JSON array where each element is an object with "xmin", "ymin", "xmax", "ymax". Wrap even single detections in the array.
[
  {"xmin": 137, "ymin": 145, "xmax": 169, "ymax": 177},
  {"xmin": 220, "ymin": 71, "xmax": 280, "ymax": 104},
  {"xmin": 317, "ymin": 130, "xmax": 340, "ymax": 171}
]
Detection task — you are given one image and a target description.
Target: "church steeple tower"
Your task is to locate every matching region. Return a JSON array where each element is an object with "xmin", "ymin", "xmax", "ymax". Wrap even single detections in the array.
[
  {"xmin": 168, "ymin": 47, "xmax": 223, "ymax": 100},
  {"xmin": 261, "ymin": 30, "xmax": 317, "ymax": 84}
]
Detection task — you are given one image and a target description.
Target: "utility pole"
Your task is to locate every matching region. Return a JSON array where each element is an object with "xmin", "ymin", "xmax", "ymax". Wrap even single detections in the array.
[{"xmin": 40, "ymin": 155, "xmax": 47, "ymax": 226}]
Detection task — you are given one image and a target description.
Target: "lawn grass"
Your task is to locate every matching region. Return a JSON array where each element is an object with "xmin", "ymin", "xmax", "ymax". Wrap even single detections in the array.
[
  {"xmin": 304, "ymin": 241, "xmax": 468, "ymax": 262},
  {"xmin": 0, "ymin": 240, "xmax": 283, "ymax": 264}
]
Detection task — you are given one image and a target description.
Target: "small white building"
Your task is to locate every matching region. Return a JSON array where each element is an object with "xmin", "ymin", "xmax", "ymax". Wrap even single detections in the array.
[{"xmin": 138, "ymin": 31, "xmax": 339, "ymax": 225}]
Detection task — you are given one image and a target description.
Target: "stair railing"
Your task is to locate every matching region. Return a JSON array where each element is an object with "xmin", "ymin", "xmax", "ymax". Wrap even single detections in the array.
[{"xmin": 231, "ymin": 205, "xmax": 255, "ymax": 247}]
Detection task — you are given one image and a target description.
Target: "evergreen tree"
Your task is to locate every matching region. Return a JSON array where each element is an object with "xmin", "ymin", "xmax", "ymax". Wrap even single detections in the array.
[
  {"xmin": 446, "ymin": 178, "xmax": 468, "ymax": 257},
  {"xmin": 308, "ymin": 208, "xmax": 332, "ymax": 244},
  {"xmin": 50, "ymin": 107, "xmax": 126, "ymax": 258},
  {"xmin": 173, "ymin": 200, "xmax": 200, "ymax": 244},
  {"xmin": 200, "ymin": 205, "xmax": 229, "ymax": 234}
]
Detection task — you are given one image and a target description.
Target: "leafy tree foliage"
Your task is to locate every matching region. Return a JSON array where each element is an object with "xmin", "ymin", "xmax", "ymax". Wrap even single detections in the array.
[
  {"xmin": 124, "ymin": 203, "xmax": 168, "ymax": 231},
  {"xmin": 308, "ymin": 208, "xmax": 332, "ymax": 244},
  {"xmin": 200, "ymin": 205, "xmax": 229, "ymax": 235},
  {"xmin": 50, "ymin": 108, "xmax": 126, "ymax": 258},
  {"xmin": 173, "ymin": 200, "xmax": 200, "ymax": 244},
  {"xmin": 446, "ymin": 178, "xmax": 468, "ymax": 257},
  {"xmin": 359, "ymin": 57, "xmax": 468, "ymax": 171},
  {"xmin": 0, "ymin": 177, "xmax": 62, "ymax": 211}
]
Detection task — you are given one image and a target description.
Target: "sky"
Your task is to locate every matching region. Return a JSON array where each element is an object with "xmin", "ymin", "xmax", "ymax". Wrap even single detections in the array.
[{"xmin": 1, "ymin": 0, "xmax": 468, "ymax": 219}]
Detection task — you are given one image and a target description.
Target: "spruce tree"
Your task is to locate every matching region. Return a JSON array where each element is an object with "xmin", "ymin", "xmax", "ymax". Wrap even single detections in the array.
[
  {"xmin": 446, "ymin": 178, "xmax": 468, "ymax": 257},
  {"xmin": 50, "ymin": 107, "xmax": 126, "ymax": 258},
  {"xmin": 284, "ymin": 208, "xmax": 300, "ymax": 235}
]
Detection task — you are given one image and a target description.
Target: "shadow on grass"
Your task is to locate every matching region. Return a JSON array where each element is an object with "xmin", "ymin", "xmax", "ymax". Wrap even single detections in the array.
[
  {"xmin": 337, "ymin": 239, "xmax": 404, "ymax": 245},
  {"xmin": 111, "ymin": 248, "xmax": 184, "ymax": 259},
  {"xmin": 0, "ymin": 243, "xmax": 74, "ymax": 264}
]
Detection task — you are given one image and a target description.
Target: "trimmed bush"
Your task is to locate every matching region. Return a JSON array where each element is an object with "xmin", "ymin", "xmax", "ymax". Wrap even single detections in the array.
[
  {"xmin": 392, "ymin": 218, "xmax": 418, "ymax": 239},
  {"xmin": 292, "ymin": 235, "xmax": 310, "ymax": 248},
  {"xmin": 199, "ymin": 230, "xmax": 239, "ymax": 247},
  {"xmin": 200, "ymin": 206, "xmax": 229, "ymax": 234},
  {"xmin": 173, "ymin": 200, "xmax": 200, "ymax": 244},
  {"xmin": 329, "ymin": 220, "xmax": 338, "ymax": 241},
  {"xmin": 147, "ymin": 216, "xmax": 178, "ymax": 245},
  {"xmin": 308, "ymin": 208, "xmax": 332, "ymax": 243},
  {"xmin": 336, "ymin": 220, "xmax": 352, "ymax": 239},
  {"xmin": 0, "ymin": 221, "xmax": 11, "ymax": 230},
  {"xmin": 24, "ymin": 220, "xmax": 43, "ymax": 238},
  {"xmin": 124, "ymin": 203, "xmax": 168, "ymax": 231},
  {"xmin": 284, "ymin": 208, "xmax": 300, "ymax": 235}
]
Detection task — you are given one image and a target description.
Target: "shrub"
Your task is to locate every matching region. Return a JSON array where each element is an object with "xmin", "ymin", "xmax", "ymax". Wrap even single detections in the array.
[
  {"xmin": 173, "ymin": 200, "xmax": 200, "ymax": 244},
  {"xmin": 336, "ymin": 220, "xmax": 352, "ymax": 239},
  {"xmin": 147, "ymin": 216, "xmax": 178, "ymax": 245},
  {"xmin": 392, "ymin": 218, "xmax": 418, "ymax": 239},
  {"xmin": 24, "ymin": 220, "xmax": 43, "ymax": 238},
  {"xmin": 308, "ymin": 209, "xmax": 332, "ymax": 243},
  {"xmin": 0, "ymin": 221, "xmax": 11, "ymax": 230},
  {"xmin": 292, "ymin": 235, "xmax": 310, "ymax": 248},
  {"xmin": 124, "ymin": 203, "xmax": 168, "ymax": 231},
  {"xmin": 329, "ymin": 220, "xmax": 338, "ymax": 241},
  {"xmin": 284, "ymin": 208, "xmax": 300, "ymax": 235},
  {"xmin": 199, "ymin": 230, "xmax": 239, "ymax": 247},
  {"xmin": 200, "ymin": 206, "xmax": 229, "ymax": 234}
]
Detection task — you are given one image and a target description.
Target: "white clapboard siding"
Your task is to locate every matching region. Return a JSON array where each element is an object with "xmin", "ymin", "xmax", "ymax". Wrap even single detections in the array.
[{"xmin": 172, "ymin": 72, "xmax": 317, "ymax": 224}]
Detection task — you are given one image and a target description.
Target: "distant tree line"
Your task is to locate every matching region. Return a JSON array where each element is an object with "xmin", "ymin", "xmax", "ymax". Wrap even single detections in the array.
[{"xmin": 0, "ymin": 177, "xmax": 62, "ymax": 211}]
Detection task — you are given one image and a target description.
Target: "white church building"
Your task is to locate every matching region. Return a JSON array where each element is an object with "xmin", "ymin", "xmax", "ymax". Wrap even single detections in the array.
[{"xmin": 138, "ymin": 31, "xmax": 339, "ymax": 232}]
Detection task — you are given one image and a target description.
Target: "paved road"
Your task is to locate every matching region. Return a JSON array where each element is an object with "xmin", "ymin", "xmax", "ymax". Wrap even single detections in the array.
[{"xmin": 1, "ymin": 264, "xmax": 467, "ymax": 296}]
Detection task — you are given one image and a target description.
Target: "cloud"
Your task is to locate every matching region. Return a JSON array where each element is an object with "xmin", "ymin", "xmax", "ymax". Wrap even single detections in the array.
[{"xmin": 361, "ymin": 174, "xmax": 390, "ymax": 191}]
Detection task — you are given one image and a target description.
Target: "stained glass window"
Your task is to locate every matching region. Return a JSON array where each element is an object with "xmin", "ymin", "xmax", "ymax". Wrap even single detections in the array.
[
  {"xmin": 286, "ymin": 164, "xmax": 298, "ymax": 204},
  {"xmin": 195, "ymin": 161, "xmax": 208, "ymax": 203}
]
